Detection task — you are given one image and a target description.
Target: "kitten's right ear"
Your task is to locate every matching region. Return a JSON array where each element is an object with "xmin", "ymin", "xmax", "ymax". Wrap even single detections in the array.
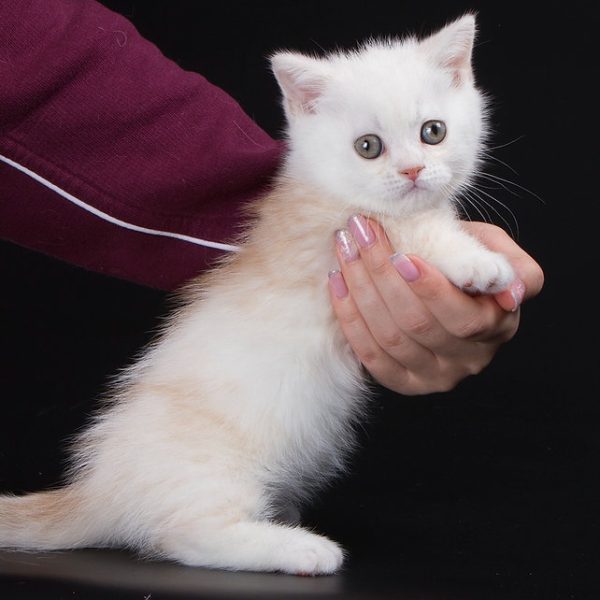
[{"xmin": 270, "ymin": 52, "xmax": 330, "ymax": 118}]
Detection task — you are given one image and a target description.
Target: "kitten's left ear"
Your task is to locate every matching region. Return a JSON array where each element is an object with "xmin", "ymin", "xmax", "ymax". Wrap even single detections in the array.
[
  {"xmin": 270, "ymin": 52, "xmax": 330, "ymax": 118},
  {"xmin": 420, "ymin": 14, "xmax": 477, "ymax": 86}
]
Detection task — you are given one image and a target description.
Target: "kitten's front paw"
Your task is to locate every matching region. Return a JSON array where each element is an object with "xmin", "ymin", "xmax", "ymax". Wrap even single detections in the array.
[
  {"xmin": 279, "ymin": 531, "xmax": 344, "ymax": 576},
  {"xmin": 443, "ymin": 250, "xmax": 514, "ymax": 294}
]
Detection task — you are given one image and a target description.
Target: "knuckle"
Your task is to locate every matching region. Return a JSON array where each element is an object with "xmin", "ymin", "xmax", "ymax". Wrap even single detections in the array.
[
  {"xmin": 461, "ymin": 348, "xmax": 494, "ymax": 376},
  {"xmin": 349, "ymin": 278, "xmax": 373, "ymax": 300},
  {"xmin": 357, "ymin": 348, "xmax": 381, "ymax": 370},
  {"xmin": 436, "ymin": 366, "xmax": 466, "ymax": 392},
  {"xmin": 378, "ymin": 327, "xmax": 406, "ymax": 350},
  {"xmin": 451, "ymin": 313, "xmax": 490, "ymax": 340},
  {"xmin": 497, "ymin": 314, "xmax": 520, "ymax": 342},
  {"xmin": 463, "ymin": 359, "xmax": 487, "ymax": 377},
  {"xmin": 433, "ymin": 359, "xmax": 480, "ymax": 390},
  {"xmin": 418, "ymin": 277, "xmax": 445, "ymax": 302},
  {"xmin": 470, "ymin": 222, "xmax": 509, "ymax": 244},
  {"xmin": 460, "ymin": 318, "xmax": 486, "ymax": 339},
  {"xmin": 368, "ymin": 256, "xmax": 392, "ymax": 277},
  {"xmin": 338, "ymin": 304, "xmax": 363, "ymax": 329},
  {"xmin": 405, "ymin": 314, "xmax": 433, "ymax": 336},
  {"xmin": 487, "ymin": 223, "xmax": 509, "ymax": 239},
  {"xmin": 415, "ymin": 352, "xmax": 496, "ymax": 395}
]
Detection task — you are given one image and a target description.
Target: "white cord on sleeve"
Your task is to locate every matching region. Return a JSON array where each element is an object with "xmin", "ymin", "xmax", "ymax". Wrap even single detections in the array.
[{"xmin": 0, "ymin": 153, "xmax": 240, "ymax": 253}]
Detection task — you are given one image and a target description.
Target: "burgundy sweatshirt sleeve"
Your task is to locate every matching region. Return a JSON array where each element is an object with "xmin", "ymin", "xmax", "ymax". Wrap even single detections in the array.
[{"xmin": 0, "ymin": 0, "xmax": 283, "ymax": 290}]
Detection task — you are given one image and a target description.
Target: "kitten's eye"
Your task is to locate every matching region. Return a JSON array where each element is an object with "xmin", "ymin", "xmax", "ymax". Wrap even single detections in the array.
[
  {"xmin": 354, "ymin": 134, "xmax": 384, "ymax": 159},
  {"xmin": 421, "ymin": 120, "xmax": 447, "ymax": 145}
]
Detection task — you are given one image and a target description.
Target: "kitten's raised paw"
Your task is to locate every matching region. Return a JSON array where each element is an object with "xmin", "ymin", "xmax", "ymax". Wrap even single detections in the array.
[
  {"xmin": 445, "ymin": 251, "xmax": 514, "ymax": 295},
  {"xmin": 278, "ymin": 531, "xmax": 344, "ymax": 576}
]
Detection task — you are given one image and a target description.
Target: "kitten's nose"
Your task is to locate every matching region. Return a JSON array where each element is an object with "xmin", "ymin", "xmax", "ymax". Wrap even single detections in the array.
[{"xmin": 400, "ymin": 166, "xmax": 424, "ymax": 182}]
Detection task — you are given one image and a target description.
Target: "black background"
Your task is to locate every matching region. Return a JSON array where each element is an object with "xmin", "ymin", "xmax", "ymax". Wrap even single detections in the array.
[{"xmin": 1, "ymin": 1, "xmax": 599, "ymax": 598}]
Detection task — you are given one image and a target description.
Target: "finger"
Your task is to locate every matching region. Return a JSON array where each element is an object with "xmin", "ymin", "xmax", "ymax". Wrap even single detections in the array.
[
  {"xmin": 327, "ymin": 269, "xmax": 413, "ymax": 389},
  {"xmin": 392, "ymin": 253, "xmax": 520, "ymax": 343},
  {"xmin": 462, "ymin": 222, "xmax": 545, "ymax": 308},
  {"xmin": 330, "ymin": 266, "xmax": 498, "ymax": 393},
  {"xmin": 334, "ymin": 228, "xmax": 402, "ymax": 343},
  {"xmin": 493, "ymin": 249, "xmax": 543, "ymax": 311},
  {"xmin": 335, "ymin": 225, "xmax": 440, "ymax": 370},
  {"xmin": 345, "ymin": 216, "xmax": 450, "ymax": 350},
  {"xmin": 494, "ymin": 279, "xmax": 526, "ymax": 313}
]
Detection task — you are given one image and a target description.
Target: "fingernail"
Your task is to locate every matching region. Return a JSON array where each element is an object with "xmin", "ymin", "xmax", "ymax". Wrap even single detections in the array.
[
  {"xmin": 510, "ymin": 278, "xmax": 526, "ymax": 312},
  {"xmin": 335, "ymin": 229, "xmax": 359, "ymax": 262},
  {"xmin": 390, "ymin": 253, "xmax": 420, "ymax": 282},
  {"xmin": 348, "ymin": 214, "xmax": 376, "ymax": 248},
  {"xmin": 328, "ymin": 270, "xmax": 349, "ymax": 299}
]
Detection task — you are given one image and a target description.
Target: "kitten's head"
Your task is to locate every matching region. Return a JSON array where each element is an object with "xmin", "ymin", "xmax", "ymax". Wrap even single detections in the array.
[{"xmin": 271, "ymin": 14, "xmax": 486, "ymax": 217}]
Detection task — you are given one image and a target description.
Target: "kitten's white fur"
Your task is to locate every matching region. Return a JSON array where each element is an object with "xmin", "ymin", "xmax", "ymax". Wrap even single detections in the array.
[{"xmin": 0, "ymin": 15, "xmax": 513, "ymax": 575}]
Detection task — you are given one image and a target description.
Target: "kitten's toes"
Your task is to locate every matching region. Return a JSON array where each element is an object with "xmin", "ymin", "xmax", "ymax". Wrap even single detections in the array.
[
  {"xmin": 461, "ymin": 252, "xmax": 514, "ymax": 295},
  {"xmin": 279, "ymin": 532, "xmax": 344, "ymax": 576}
]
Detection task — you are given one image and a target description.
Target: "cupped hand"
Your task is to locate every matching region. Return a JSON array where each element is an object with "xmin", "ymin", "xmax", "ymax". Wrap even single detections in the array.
[{"xmin": 327, "ymin": 216, "xmax": 544, "ymax": 395}]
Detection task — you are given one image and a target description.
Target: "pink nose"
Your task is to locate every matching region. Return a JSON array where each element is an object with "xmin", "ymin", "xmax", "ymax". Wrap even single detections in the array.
[{"xmin": 401, "ymin": 166, "xmax": 424, "ymax": 182}]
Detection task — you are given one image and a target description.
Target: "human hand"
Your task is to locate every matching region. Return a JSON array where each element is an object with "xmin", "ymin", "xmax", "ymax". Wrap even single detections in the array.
[{"xmin": 327, "ymin": 216, "xmax": 544, "ymax": 395}]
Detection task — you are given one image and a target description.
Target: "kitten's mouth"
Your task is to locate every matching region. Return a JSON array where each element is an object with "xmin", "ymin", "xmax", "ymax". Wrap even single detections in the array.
[
  {"xmin": 394, "ymin": 183, "xmax": 439, "ymax": 207},
  {"xmin": 388, "ymin": 181, "xmax": 431, "ymax": 204},
  {"xmin": 403, "ymin": 181, "xmax": 423, "ymax": 195}
]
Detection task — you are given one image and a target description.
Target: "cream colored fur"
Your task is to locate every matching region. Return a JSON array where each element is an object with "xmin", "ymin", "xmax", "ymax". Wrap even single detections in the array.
[{"xmin": 0, "ymin": 15, "xmax": 513, "ymax": 575}]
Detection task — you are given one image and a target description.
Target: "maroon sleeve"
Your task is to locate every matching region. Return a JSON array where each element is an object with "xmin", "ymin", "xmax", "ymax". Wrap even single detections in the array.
[{"xmin": 0, "ymin": 0, "xmax": 283, "ymax": 290}]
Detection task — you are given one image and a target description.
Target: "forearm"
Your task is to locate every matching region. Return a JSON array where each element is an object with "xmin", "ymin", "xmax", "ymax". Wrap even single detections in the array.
[{"xmin": 0, "ymin": 0, "xmax": 282, "ymax": 290}]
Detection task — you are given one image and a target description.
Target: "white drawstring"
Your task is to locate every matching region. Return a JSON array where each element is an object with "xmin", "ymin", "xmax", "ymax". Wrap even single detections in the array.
[{"xmin": 0, "ymin": 153, "xmax": 240, "ymax": 253}]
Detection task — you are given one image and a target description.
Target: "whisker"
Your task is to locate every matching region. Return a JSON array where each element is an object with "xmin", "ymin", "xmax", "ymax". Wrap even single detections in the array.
[
  {"xmin": 486, "ymin": 135, "xmax": 526, "ymax": 151},
  {"xmin": 459, "ymin": 189, "xmax": 492, "ymax": 223},
  {"xmin": 479, "ymin": 171, "xmax": 545, "ymax": 204},
  {"xmin": 480, "ymin": 151, "xmax": 519, "ymax": 175},
  {"xmin": 476, "ymin": 172, "xmax": 521, "ymax": 197},
  {"xmin": 463, "ymin": 183, "xmax": 519, "ymax": 239}
]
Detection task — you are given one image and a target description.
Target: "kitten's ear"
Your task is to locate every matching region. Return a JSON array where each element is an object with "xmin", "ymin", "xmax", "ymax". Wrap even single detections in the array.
[
  {"xmin": 270, "ymin": 52, "xmax": 330, "ymax": 118},
  {"xmin": 420, "ymin": 14, "xmax": 477, "ymax": 86}
]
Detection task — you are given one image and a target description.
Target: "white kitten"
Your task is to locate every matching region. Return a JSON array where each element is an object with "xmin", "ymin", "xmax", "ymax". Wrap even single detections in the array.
[{"xmin": 0, "ymin": 15, "xmax": 513, "ymax": 575}]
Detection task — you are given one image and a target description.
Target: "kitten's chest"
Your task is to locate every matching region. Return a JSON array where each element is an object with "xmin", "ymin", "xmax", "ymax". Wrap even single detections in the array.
[{"xmin": 377, "ymin": 211, "xmax": 452, "ymax": 259}]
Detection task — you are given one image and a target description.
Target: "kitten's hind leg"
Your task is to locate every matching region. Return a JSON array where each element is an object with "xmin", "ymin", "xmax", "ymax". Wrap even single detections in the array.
[{"xmin": 158, "ymin": 518, "xmax": 344, "ymax": 575}]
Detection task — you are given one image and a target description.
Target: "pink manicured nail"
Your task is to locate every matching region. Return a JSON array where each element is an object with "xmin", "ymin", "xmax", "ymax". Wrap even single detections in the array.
[
  {"xmin": 390, "ymin": 253, "xmax": 420, "ymax": 282},
  {"xmin": 348, "ymin": 214, "xmax": 376, "ymax": 248},
  {"xmin": 510, "ymin": 278, "xmax": 526, "ymax": 312},
  {"xmin": 328, "ymin": 270, "xmax": 349, "ymax": 299},
  {"xmin": 335, "ymin": 229, "xmax": 359, "ymax": 262}
]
